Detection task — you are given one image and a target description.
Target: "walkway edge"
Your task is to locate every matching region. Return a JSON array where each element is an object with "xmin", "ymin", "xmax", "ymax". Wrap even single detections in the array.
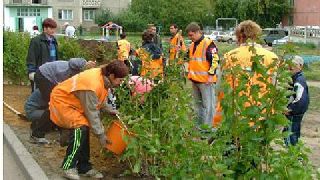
[{"xmin": 3, "ymin": 122, "xmax": 49, "ymax": 180}]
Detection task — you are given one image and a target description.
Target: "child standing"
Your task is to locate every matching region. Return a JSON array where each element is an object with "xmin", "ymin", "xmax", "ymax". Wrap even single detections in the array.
[{"xmin": 285, "ymin": 56, "xmax": 309, "ymax": 146}]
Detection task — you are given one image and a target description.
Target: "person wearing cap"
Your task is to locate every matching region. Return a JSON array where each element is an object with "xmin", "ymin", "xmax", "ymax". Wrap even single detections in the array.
[
  {"xmin": 26, "ymin": 18, "xmax": 59, "ymax": 92},
  {"xmin": 28, "ymin": 58, "xmax": 96, "ymax": 144},
  {"xmin": 64, "ymin": 22, "xmax": 76, "ymax": 38},
  {"xmin": 49, "ymin": 60, "xmax": 129, "ymax": 179},
  {"xmin": 284, "ymin": 55, "xmax": 309, "ymax": 146}
]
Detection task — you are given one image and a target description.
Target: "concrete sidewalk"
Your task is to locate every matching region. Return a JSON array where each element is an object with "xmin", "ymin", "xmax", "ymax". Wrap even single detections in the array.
[
  {"xmin": 3, "ymin": 122, "xmax": 49, "ymax": 180},
  {"xmin": 307, "ymin": 81, "xmax": 320, "ymax": 88}
]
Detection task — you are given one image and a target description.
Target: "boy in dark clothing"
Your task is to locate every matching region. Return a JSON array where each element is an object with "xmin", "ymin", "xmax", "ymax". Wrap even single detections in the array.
[{"xmin": 284, "ymin": 56, "xmax": 309, "ymax": 146}]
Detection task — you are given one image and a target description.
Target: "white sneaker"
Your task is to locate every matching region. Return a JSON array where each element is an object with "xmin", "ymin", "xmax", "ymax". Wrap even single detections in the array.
[
  {"xmin": 80, "ymin": 169, "xmax": 103, "ymax": 179},
  {"xmin": 64, "ymin": 168, "xmax": 80, "ymax": 180},
  {"xmin": 30, "ymin": 135, "xmax": 50, "ymax": 145}
]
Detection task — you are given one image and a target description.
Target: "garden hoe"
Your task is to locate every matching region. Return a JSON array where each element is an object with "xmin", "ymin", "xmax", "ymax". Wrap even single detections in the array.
[{"xmin": 3, "ymin": 101, "xmax": 28, "ymax": 121}]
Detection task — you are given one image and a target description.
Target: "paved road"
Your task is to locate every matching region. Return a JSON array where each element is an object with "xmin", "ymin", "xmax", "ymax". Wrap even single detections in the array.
[
  {"xmin": 3, "ymin": 141, "xmax": 26, "ymax": 180},
  {"xmin": 307, "ymin": 81, "xmax": 320, "ymax": 88}
]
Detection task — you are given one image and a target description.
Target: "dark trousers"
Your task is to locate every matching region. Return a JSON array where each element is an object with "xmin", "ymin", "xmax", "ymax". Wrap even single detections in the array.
[
  {"xmin": 284, "ymin": 114, "xmax": 304, "ymax": 146},
  {"xmin": 34, "ymin": 70, "xmax": 55, "ymax": 103},
  {"xmin": 31, "ymin": 109, "xmax": 55, "ymax": 138},
  {"xmin": 130, "ymin": 60, "xmax": 141, "ymax": 76},
  {"xmin": 30, "ymin": 80, "xmax": 36, "ymax": 93},
  {"xmin": 62, "ymin": 126, "xmax": 92, "ymax": 173}
]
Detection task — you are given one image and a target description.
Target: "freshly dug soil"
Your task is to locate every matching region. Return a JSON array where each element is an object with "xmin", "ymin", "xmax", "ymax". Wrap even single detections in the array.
[{"xmin": 3, "ymin": 85, "xmax": 146, "ymax": 179}]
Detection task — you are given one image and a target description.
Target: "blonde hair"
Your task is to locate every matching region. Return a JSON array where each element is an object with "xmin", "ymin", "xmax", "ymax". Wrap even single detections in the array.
[{"xmin": 235, "ymin": 20, "xmax": 262, "ymax": 41}]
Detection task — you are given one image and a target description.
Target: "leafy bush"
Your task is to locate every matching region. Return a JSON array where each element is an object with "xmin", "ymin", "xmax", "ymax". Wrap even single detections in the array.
[
  {"xmin": 3, "ymin": 31, "xmax": 30, "ymax": 84},
  {"xmin": 112, "ymin": 46, "xmax": 315, "ymax": 178},
  {"xmin": 3, "ymin": 31, "xmax": 119, "ymax": 83},
  {"xmin": 57, "ymin": 37, "xmax": 90, "ymax": 60}
]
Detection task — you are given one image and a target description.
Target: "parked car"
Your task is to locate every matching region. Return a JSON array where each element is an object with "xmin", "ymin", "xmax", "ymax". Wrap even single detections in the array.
[
  {"xmin": 215, "ymin": 31, "xmax": 236, "ymax": 43},
  {"xmin": 262, "ymin": 28, "xmax": 288, "ymax": 46},
  {"xmin": 204, "ymin": 31, "xmax": 223, "ymax": 41},
  {"xmin": 272, "ymin": 36, "xmax": 289, "ymax": 46}
]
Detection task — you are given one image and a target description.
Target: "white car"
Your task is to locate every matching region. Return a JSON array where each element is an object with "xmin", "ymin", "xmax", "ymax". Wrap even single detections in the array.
[
  {"xmin": 204, "ymin": 31, "xmax": 222, "ymax": 41},
  {"xmin": 272, "ymin": 36, "xmax": 289, "ymax": 46}
]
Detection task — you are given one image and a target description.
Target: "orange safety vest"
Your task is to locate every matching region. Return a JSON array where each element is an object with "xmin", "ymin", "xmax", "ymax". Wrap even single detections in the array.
[
  {"xmin": 169, "ymin": 33, "xmax": 186, "ymax": 61},
  {"xmin": 49, "ymin": 68, "xmax": 108, "ymax": 129},
  {"xmin": 188, "ymin": 37, "xmax": 217, "ymax": 83},
  {"xmin": 117, "ymin": 39, "xmax": 131, "ymax": 61},
  {"xmin": 223, "ymin": 44, "xmax": 278, "ymax": 126},
  {"xmin": 224, "ymin": 45, "xmax": 277, "ymax": 105},
  {"xmin": 136, "ymin": 48, "xmax": 163, "ymax": 79}
]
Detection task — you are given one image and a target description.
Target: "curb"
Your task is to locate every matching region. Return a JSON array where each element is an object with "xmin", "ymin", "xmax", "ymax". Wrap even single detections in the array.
[{"xmin": 3, "ymin": 122, "xmax": 49, "ymax": 180}]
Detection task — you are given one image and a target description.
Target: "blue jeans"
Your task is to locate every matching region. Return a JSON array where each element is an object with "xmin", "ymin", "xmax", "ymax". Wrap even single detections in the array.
[
  {"xmin": 284, "ymin": 114, "xmax": 304, "ymax": 146},
  {"xmin": 192, "ymin": 82, "xmax": 215, "ymax": 127}
]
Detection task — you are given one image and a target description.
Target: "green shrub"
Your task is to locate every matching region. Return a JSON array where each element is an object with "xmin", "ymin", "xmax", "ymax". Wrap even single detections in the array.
[
  {"xmin": 57, "ymin": 37, "xmax": 90, "ymax": 60},
  {"xmin": 111, "ymin": 45, "xmax": 315, "ymax": 178},
  {"xmin": 3, "ymin": 31, "xmax": 30, "ymax": 84}
]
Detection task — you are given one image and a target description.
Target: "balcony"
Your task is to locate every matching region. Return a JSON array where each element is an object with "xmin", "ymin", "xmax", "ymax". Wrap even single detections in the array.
[
  {"xmin": 8, "ymin": 0, "xmax": 48, "ymax": 5},
  {"xmin": 82, "ymin": 0, "xmax": 101, "ymax": 8}
]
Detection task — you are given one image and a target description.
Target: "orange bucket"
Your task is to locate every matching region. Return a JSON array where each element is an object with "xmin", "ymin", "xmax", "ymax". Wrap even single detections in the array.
[{"xmin": 105, "ymin": 120, "xmax": 132, "ymax": 155}]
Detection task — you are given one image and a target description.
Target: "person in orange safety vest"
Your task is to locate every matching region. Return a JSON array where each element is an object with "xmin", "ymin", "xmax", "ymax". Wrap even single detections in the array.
[
  {"xmin": 168, "ymin": 24, "xmax": 187, "ymax": 64},
  {"xmin": 117, "ymin": 32, "xmax": 131, "ymax": 64},
  {"xmin": 136, "ymin": 31, "xmax": 163, "ymax": 79},
  {"xmin": 49, "ymin": 60, "xmax": 129, "ymax": 179},
  {"xmin": 222, "ymin": 20, "xmax": 278, "ymax": 127},
  {"xmin": 185, "ymin": 22, "xmax": 219, "ymax": 129}
]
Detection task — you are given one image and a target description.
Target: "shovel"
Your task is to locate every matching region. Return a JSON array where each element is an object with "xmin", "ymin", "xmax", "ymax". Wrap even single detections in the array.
[{"xmin": 3, "ymin": 101, "xmax": 28, "ymax": 121}]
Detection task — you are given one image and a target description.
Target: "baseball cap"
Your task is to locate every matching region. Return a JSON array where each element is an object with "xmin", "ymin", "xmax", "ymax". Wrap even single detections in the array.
[{"xmin": 292, "ymin": 55, "xmax": 304, "ymax": 66}]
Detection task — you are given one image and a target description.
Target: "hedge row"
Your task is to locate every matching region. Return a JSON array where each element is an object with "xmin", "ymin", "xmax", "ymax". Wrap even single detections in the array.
[{"xmin": 3, "ymin": 31, "xmax": 117, "ymax": 84}]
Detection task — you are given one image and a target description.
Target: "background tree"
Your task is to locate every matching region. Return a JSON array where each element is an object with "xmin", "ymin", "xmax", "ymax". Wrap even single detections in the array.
[{"xmin": 94, "ymin": 0, "xmax": 290, "ymax": 32}]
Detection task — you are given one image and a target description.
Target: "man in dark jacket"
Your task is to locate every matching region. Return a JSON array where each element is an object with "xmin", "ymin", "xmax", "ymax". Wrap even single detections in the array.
[
  {"xmin": 26, "ymin": 18, "xmax": 58, "ymax": 92},
  {"xmin": 284, "ymin": 56, "xmax": 309, "ymax": 146}
]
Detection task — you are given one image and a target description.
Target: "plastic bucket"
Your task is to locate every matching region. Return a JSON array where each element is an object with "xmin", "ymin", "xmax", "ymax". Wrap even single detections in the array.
[{"xmin": 105, "ymin": 120, "xmax": 132, "ymax": 155}]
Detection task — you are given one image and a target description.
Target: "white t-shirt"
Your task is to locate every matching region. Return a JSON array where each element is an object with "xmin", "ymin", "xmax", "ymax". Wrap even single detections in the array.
[
  {"xmin": 65, "ymin": 25, "xmax": 76, "ymax": 37},
  {"xmin": 30, "ymin": 30, "xmax": 40, "ymax": 37}
]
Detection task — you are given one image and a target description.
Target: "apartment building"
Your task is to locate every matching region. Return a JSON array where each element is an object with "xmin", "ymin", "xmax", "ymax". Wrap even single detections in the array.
[
  {"xmin": 283, "ymin": 0, "xmax": 320, "ymax": 26},
  {"xmin": 4, "ymin": 0, "xmax": 131, "ymax": 33}
]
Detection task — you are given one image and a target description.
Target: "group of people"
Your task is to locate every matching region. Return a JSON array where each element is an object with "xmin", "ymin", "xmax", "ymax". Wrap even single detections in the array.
[{"xmin": 24, "ymin": 17, "xmax": 309, "ymax": 179}]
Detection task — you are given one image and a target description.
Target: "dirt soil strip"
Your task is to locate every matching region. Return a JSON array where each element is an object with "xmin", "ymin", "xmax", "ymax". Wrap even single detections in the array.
[
  {"xmin": 3, "ymin": 85, "xmax": 146, "ymax": 179},
  {"xmin": 307, "ymin": 81, "xmax": 320, "ymax": 88}
]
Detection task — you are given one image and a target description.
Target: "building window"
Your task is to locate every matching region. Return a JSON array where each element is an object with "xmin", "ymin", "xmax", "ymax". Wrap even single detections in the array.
[
  {"xmin": 83, "ymin": 9, "xmax": 95, "ymax": 21},
  {"xmin": 32, "ymin": 0, "xmax": 41, "ymax": 4},
  {"xmin": 288, "ymin": 15, "xmax": 294, "ymax": 26},
  {"xmin": 290, "ymin": 0, "xmax": 294, "ymax": 6},
  {"xmin": 13, "ymin": 0, "xmax": 22, "ymax": 3},
  {"xmin": 58, "ymin": 10, "xmax": 73, "ymax": 20},
  {"xmin": 17, "ymin": 8, "xmax": 41, "ymax": 16}
]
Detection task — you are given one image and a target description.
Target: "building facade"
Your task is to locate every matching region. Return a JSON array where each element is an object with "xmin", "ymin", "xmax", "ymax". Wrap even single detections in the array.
[
  {"xmin": 283, "ymin": 0, "xmax": 320, "ymax": 26},
  {"xmin": 4, "ymin": 0, "xmax": 131, "ymax": 33}
]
